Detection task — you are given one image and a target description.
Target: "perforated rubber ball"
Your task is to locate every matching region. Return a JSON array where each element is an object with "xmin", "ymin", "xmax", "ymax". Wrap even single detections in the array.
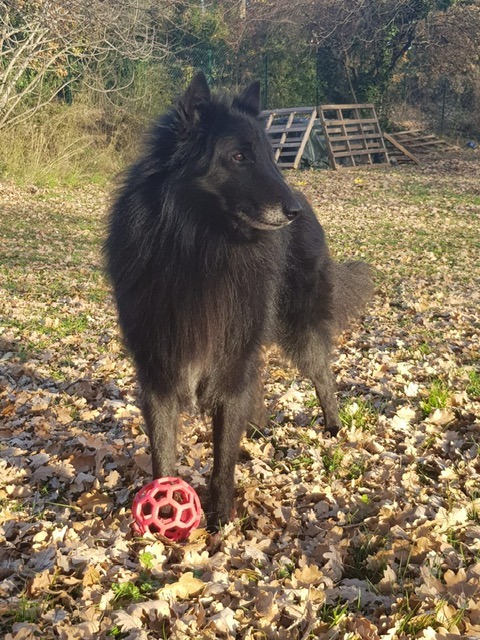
[{"xmin": 132, "ymin": 477, "xmax": 202, "ymax": 541}]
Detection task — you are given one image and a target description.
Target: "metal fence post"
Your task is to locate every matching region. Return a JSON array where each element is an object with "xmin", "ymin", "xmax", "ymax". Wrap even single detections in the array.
[{"xmin": 263, "ymin": 53, "xmax": 269, "ymax": 109}]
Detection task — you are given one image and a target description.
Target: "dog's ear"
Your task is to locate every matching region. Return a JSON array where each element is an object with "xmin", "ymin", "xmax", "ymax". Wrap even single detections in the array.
[
  {"xmin": 177, "ymin": 71, "xmax": 211, "ymax": 127},
  {"xmin": 233, "ymin": 81, "xmax": 261, "ymax": 116}
]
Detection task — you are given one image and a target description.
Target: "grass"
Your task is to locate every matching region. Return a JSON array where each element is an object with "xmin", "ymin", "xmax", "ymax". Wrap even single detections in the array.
[
  {"xmin": 111, "ymin": 573, "xmax": 164, "ymax": 607},
  {"xmin": 420, "ymin": 379, "xmax": 451, "ymax": 417},
  {"xmin": 398, "ymin": 607, "xmax": 439, "ymax": 636},
  {"xmin": 290, "ymin": 454, "xmax": 314, "ymax": 470},
  {"xmin": 403, "ymin": 183, "xmax": 433, "ymax": 203},
  {"xmin": 0, "ymin": 101, "xmax": 140, "ymax": 187},
  {"xmin": 13, "ymin": 597, "xmax": 42, "ymax": 624},
  {"xmin": 467, "ymin": 504, "xmax": 480, "ymax": 524},
  {"xmin": 346, "ymin": 458, "xmax": 367, "ymax": 481},
  {"xmin": 339, "ymin": 398, "xmax": 378, "ymax": 431},
  {"xmin": 276, "ymin": 562, "xmax": 295, "ymax": 580},
  {"xmin": 1, "ymin": 593, "xmax": 54, "ymax": 633},
  {"xmin": 107, "ymin": 627, "xmax": 130, "ymax": 639},
  {"xmin": 344, "ymin": 535, "xmax": 386, "ymax": 583},
  {"xmin": 397, "ymin": 596, "xmax": 468, "ymax": 635},
  {"xmin": 419, "ymin": 342, "xmax": 433, "ymax": 356},
  {"xmin": 321, "ymin": 446, "xmax": 344, "ymax": 476},
  {"xmin": 416, "ymin": 459, "xmax": 440, "ymax": 485},
  {"xmin": 0, "ymin": 315, "xmax": 94, "ymax": 355},
  {"xmin": 467, "ymin": 370, "xmax": 480, "ymax": 397},
  {"xmin": 304, "ymin": 395, "xmax": 319, "ymax": 409},
  {"xmin": 318, "ymin": 601, "xmax": 349, "ymax": 628}
]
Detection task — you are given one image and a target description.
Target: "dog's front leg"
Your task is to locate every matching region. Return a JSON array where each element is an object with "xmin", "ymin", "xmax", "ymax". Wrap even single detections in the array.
[
  {"xmin": 141, "ymin": 385, "xmax": 179, "ymax": 478},
  {"xmin": 208, "ymin": 393, "xmax": 251, "ymax": 530}
]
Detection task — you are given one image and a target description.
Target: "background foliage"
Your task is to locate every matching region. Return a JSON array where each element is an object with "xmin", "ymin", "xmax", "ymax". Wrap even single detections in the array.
[{"xmin": 0, "ymin": 0, "xmax": 479, "ymax": 184}]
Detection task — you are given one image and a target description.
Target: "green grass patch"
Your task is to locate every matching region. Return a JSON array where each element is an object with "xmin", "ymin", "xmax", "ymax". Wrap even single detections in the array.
[
  {"xmin": 467, "ymin": 505, "xmax": 480, "ymax": 524},
  {"xmin": 466, "ymin": 370, "xmax": 480, "ymax": 398},
  {"xmin": 0, "ymin": 594, "xmax": 49, "ymax": 633},
  {"xmin": 322, "ymin": 447, "xmax": 344, "ymax": 477},
  {"xmin": 304, "ymin": 395, "xmax": 319, "ymax": 409},
  {"xmin": 420, "ymin": 379, "xmax": 450, "ymax": 417},
  {"xmin": 289, "ymin": 454, "xmax": 314, "ymax": 470},
  {"xmin": 0, "ymin": 314, "xmax": 92, "ymax": 348},
  {"xmin": 403, "ymin": 183, "xmax": 433, "ymax": 203},
  {"xmin": 107, "ymin": 627, "xmax": 130, "ymax": 639},
  {"xmin": 14, "ymin": 596, "xmax": 42, "ymax": 625},
  {"xmin": 340, "ymin": 398, "xmax": 378, "ymax": 431},
  {"xmin": 276, "ymin": 562, "xmax": 295, "ymax": 580},
  {"xmin": 346, "ymin": 459, "xmax": 367, "ymax": 481},
  {"xmin": 398, "ymin": 608, "xmax": 439, "ymax": 636},
  {"xmin": 111, "ymin": 574, "xmax": 164, "ymax": 607},
  {"xmin": 419, "ymin": 342, "xmax": 433, "ymax": 356},
  {"xmin": 416, "ymin": 460, "xmax": 440, "ymax": 485},
  {"xmin": 318, "ymin": 601, "xmax": 349, "ymax": 628},
  {"xmin": 344, "ymin": 535, "xmax": 386, "ymax": 583}
]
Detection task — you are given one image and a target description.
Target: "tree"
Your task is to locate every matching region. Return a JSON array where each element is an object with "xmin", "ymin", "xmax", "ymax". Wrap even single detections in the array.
[
  {"xmin": 395, "ymin": 0, "xmax": 480, "ymax": 133},
  {"xmin": 228, "ymin": 0, "xmax": 460, "ymax": 105},
  {"xmin": 304, "ymin": 0, "xmax": 460, "ymax": 103},
  {"xmin": 0, "ymin": 0, "xmax": 176, "ymax": 129}
]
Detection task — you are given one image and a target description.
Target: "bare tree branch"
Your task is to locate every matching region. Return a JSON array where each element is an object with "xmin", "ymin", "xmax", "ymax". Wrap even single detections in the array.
[{"xmin": 0, "ymin": 0, "xmax": 182, "ymax": 129}]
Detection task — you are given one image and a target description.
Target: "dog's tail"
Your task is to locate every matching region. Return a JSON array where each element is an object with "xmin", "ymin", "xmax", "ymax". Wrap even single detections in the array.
[{"xmin": 330, "ymin": 260, "xmax": 374, "ymax": 335}]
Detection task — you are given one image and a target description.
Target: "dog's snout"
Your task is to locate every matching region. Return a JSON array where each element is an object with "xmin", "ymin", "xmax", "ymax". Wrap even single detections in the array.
[{"xmin": 283, "ymin": 199, "xmax": 302, "ymax": 221}]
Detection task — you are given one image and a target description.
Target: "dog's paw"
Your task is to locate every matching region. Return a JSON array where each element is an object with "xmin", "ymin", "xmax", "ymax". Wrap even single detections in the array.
[
  {"xmin": 324, "ymin": 422, "xmax": 341, "ymax": 438},
  {"xmin": 206, "ymin": 506, "xmax": 236, "ymax": 533}
]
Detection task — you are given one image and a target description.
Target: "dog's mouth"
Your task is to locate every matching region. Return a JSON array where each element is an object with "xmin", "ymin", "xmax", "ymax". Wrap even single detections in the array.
[{"xmin": 236, "ymin": 209, "xmax": 293, "ymax": 231}]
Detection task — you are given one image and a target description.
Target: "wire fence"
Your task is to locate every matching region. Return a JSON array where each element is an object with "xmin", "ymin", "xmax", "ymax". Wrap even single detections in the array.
[
  {"xmin": 163, "ymin": 47, "xmax": 323, "ymax": 111},
  {"xmin": 158, "ymin": 47, "xmax": 472, "ymax": 138}
]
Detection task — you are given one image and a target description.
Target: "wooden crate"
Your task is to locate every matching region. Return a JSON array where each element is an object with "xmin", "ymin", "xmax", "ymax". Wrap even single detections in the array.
[
  {"xmin": 260, "ymin": 107, "xmax": 317, "ymax": 169},
  {"xmin": 318, "ymin": 104, "xmax": 389, "ymax": 169}
]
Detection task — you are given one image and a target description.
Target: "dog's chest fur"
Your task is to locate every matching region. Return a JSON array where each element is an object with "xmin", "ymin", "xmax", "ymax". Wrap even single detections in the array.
[{"xmin": 175, "ymin": 237, "xmax": 285, "ymax": 408}]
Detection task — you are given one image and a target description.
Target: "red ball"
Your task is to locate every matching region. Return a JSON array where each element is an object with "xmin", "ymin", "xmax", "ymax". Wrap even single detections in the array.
[{"xmin": 132, "ymin": 477, "xmax": 202, "ymax": 541}]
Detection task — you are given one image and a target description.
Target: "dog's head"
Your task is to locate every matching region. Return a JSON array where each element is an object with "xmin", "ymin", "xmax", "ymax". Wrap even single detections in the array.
[{"xmin": 169, "ymin": 72, "xmax": 303, "ymax": 231}]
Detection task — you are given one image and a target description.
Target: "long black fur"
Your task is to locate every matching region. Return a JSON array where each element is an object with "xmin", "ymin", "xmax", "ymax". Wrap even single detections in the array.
[{"xmin": 105, "ymin": 73, "xmax": 373, "ymax": 529}]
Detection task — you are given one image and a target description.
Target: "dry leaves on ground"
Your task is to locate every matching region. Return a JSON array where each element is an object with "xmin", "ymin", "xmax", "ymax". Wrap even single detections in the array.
[{"xmin": 1, "ymin": 154, "xmax": 479, "ymax": 639}]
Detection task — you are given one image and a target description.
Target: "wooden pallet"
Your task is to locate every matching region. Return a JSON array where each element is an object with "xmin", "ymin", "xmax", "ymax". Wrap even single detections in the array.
[
  {"xmin": 318, "ymin": 103, "xmax": 389, "ymax": 169},
  {"xmin": 383, "ymin": 132, "xmax": 420, "ymax": 165},
  {"xmin": 385, "ymin": 130, "xmax": 453, "ymax": 158},
  {"xmin": 260, "ymin": 107, "xmax": 317, "ymax": 169}
]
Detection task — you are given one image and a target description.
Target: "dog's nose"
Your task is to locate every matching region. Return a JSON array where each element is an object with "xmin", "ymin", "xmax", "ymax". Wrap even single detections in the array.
[{"xmin": 283, "ymin": 199, "xmax": 302, "ymax": 221}]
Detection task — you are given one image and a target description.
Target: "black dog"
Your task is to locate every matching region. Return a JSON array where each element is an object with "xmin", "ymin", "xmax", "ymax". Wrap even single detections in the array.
[{"xmin": 105, "ymin": 72, "xmax": 373, "ymax": 529}]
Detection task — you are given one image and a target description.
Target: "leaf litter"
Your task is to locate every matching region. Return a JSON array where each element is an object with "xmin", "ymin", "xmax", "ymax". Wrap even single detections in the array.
[{"xmin": 1, "ymin": 155, "xmax": 479, "ymax": 639}]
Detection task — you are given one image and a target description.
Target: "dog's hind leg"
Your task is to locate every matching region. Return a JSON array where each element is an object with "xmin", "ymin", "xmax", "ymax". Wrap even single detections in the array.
[
  {"xmin": 281, "ymin": 330, "xmax": 342, "ymax": 437},
  {"xmin": 309, "ymin": 362, "xmax": 342, "ymax": 437},
  {"xmin": 246, "ymin": 378, "xmax": 268, "ymax": 436},
  {"xmin": 141, "ymin": 386, "xmax": 179, "ymax": 478}
]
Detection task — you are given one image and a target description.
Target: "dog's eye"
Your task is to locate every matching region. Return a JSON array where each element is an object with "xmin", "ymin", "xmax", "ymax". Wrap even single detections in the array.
[{"xmin": 232, "ymin": 152, "xmax": 246, "ymax": 163}]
